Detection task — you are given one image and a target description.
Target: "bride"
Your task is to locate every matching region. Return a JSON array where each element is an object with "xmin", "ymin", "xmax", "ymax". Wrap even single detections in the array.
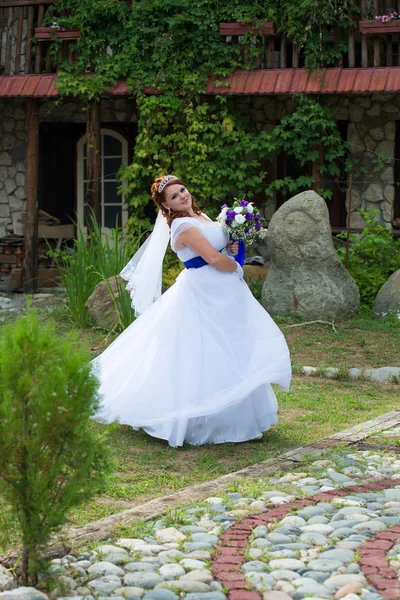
[{"xmin": 92, "ymin": 174, "xmax": 291, "ymax": 447}]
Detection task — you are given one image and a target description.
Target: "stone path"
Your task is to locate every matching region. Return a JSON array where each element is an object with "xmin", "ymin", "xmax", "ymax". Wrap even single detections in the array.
[
  {"xmin": 3, "ymin": 424, "xmax": 400, "ymax": 600},
  {"xmin": 0, "ymin": 290, "xmax": 67, "ymax": 314}
]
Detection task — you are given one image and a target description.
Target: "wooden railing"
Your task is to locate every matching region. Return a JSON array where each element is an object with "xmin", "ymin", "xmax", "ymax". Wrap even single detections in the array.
[
  {"xmin": 221, "ymin": 0, "xmax": 400, "ymax": 70},
  {"xmin": 0, "ymin": 0, "xmax": 63, "ymax": 75},
  {"xmin": 4, "ymin": 0, "xmax": 400, "ymax": 77}
]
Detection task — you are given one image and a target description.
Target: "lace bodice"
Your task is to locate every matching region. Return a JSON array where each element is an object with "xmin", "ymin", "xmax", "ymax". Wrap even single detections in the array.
[{"xmin": 170, "ymin": 215, "xmax": 229, "ymax": 263}]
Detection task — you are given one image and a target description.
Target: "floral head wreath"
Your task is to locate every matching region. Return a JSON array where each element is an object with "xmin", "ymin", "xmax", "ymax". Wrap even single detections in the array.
[{"xmin": 158, "ymin": 175, "xmax": 178, "ymax": 195}]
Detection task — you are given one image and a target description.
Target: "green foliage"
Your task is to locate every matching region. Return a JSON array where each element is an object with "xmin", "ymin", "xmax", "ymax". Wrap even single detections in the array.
[
  {"xmin": 49, "ymin": 214, "xmax": 141, "ymax": 328},
  {"xmin": 124, "ymin": 96, "xmax": 273, "ymax": 229},
  {"xmin": 337, "ymin": 209, "xmax": 400, "ymax": 307},
  {"xmin": 264, "ymin": 95, "xmax": 346, "ymax": 200},
  {"xmin": 0, "ymin": 308, "xmax": 113, "ymax": 584},
  {"xmin": 270, "ymin": 0, "xmax": 358, "ymax": 69},
  {"xmin": 47, "ymin": 1, "xmax": 357, "ymax": 234}
]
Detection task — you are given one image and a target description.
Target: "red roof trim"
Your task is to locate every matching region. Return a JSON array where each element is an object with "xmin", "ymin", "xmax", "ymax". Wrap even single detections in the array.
[
  {"xmin": 206, "ymin": 67, "xmax": 400, "ymax": 95},
  {"xmin": 3, "ymin": 68, "xmax": 400, "ymax": 99}
]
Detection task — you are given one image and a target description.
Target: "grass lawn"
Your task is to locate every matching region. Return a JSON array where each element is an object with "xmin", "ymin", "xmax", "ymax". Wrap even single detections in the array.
[
  {"xmin": 65, "ymin": 376, "xmax": 399, "ymax": 528},
  {"xmin": 0, "ymin": 303, "xmax": 399, "ymax": 535}
]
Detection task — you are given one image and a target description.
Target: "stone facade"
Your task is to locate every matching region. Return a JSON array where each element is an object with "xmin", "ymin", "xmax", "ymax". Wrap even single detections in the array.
[
  {"xmin": 233, "ymin": 94, "xmax": 400, "ymax": 229},
  {"xmin": 0, "ymin": 93, "xmax": 398, "ymax": 238},
  {"xmin": 0, "ymin": 97, "xmax": 138, "ymax": 237},
  {"xmin": 0, "ymin": 100, "xmax": 27, "ymax": 237},
  {"xmin": 327, "ymin": 93, "xmax": 398, "ymax": 229}
]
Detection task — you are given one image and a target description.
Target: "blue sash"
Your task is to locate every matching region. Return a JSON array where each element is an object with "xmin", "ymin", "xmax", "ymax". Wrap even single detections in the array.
[{"xmin": 183, "ymin": 240, "xmax": 245, "ymax": 269}]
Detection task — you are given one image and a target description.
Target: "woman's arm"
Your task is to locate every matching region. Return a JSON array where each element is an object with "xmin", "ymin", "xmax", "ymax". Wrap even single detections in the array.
[{"xmin": 177, "ymin": 228, "xmax": 239, "ymax": 273}]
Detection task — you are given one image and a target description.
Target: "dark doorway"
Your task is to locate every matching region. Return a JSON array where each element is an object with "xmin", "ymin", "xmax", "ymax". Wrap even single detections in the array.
[
  {"xmin": 39, "ymin": 123, "xmax": 85, "ymax": 225},
  {"xmin": 39, "ymin": 122, "xmax": 137, "ymax": 227}
]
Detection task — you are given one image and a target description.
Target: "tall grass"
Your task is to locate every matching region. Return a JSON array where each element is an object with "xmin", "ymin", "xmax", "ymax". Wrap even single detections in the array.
[{"xmin": 49, "ymin": 213, "xmax": 144, "ymax": 329}]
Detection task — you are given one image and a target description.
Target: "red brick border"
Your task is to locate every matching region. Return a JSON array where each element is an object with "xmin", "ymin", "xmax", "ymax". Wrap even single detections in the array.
[
  {"xmin": 359, "ymin": 527, "xmax": 400, "ymax": 599},
  {"xmin": 211, "ymin": 478, "xmax": 400, "ymax": 600}
]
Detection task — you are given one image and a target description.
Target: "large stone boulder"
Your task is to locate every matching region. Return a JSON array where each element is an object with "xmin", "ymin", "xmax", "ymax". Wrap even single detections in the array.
[
  {"xmin": 262, "ymin": 190, "xmax": 360, "ymax": 319},
  {"xmin": 373, "ymin": 269, "xmax": 400, "ymax": 319},
  {"xmin": 86, "ymin": 275, "xmax": 127, "ymax": 329}
]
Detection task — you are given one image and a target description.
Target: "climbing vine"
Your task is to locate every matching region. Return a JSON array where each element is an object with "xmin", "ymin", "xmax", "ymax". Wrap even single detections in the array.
[{"xmin": 47, "ymin": 0, "xmax": 358, "ymax": 231}]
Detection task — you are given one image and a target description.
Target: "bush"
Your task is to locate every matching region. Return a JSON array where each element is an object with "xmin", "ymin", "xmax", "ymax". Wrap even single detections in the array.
[
  {"xmin": 50, "ymin": 214, "xmax": 142, "ymax": 328},
  {"xmin": 337, "ymin": 209, "xmax": 400, "ymax": 307},
  {"xmin": 0, "ymin": 308, "xmax": 112, "ymax": 585}
]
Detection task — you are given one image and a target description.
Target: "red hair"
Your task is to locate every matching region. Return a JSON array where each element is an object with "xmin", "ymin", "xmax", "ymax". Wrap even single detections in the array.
[{"xmin": 151, "ymin": 175, "xmax": 201, "ymax": 227}]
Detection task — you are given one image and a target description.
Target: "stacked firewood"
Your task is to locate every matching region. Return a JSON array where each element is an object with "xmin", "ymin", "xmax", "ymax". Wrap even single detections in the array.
[{"xmin": 0, "ymin": 237, "xmax": 23, "ymax": 283}]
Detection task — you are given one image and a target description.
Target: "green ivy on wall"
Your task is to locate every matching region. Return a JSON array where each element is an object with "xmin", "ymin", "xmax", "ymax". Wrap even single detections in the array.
[{"xmin": 48, "ymin": 0, "xmax": 356, "ymax": 231}]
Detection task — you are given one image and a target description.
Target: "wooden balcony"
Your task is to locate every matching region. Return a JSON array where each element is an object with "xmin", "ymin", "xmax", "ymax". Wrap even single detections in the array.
[
  {"xmin": 0, "ymin": 0, "xmax": 77, "ymax": 76},
  {"xmin": 3, "ymin": 0, "xmax": 400, "ymax": 78},
  {"xmin": 220, "ymin": 1, "xmax": 400, "ymax": 70}
]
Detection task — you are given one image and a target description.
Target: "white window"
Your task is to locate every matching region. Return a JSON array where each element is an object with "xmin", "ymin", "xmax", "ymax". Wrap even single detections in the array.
[{"xmin": 77, "ymin": 129, "xmax": 128, "ymax": 235}]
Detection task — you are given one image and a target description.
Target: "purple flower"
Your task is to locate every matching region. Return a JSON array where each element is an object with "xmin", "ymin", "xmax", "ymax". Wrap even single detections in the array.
[
  {"xmin": 244, "ymin": 227, "xmax": 250, "ymax": 233},
  {"xmin": 240, "ymin": 200, "xmax": 249, "ymax": 207},
  {"xmin": 254, "ymin": 214, "xmax": 260, "ymax": 221},
  {"xmin": 225, "ymin": 210, "xmax": 236, "ymax": 223},
  {"xmin": 245, "ymin": 212, "xmax": 253, "ymax": 221},
  {"xmin": 255, "ymin": 222, "xmax": 261, "ymax": 231},
  {"xmin": 221, "ymin": 204, "xmax": 227, "ymax": 209}
]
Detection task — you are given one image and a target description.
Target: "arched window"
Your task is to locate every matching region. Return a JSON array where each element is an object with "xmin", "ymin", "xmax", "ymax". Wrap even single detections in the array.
[{"xmin": 77, "ymin": 129, "xmax": 128, "ymax": 234}]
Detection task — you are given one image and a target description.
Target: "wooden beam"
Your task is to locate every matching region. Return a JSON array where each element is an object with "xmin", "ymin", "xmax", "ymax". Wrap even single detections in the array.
[
  {"xmin": 0, "ymin": 1, "xmax": 58, "ymax": 6},
  {"xmin": 85, "ymin": 100, "xmax": 102, "ymax": 229},
  {"xmin": 24, "ymin": 5, "xmax": 35, "ymax": 73},
  {"xmin": 23, "ymin": 99, "xmax": 39, "ymax": 293},
  {"xmin": 34, "ymin": 3, "xmax": 45, "ymax": 73},
  {"xmin": 361, "ymin": 0, "xmax": 368, "ymax": 67},
  {"xmin": 5, "ymin": 6, "xmax": 13, "ymax": 75},
  {"xmin": 312, "ymin": 145, "xmax": 324, "ymax": 192},
  {"xmin": 15, "ymin": 5, "xmax": 24, "ymax": 73}
]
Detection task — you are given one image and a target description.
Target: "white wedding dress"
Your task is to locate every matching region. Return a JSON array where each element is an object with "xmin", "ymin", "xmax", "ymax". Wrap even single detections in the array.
[{"xmin": 92, "ymin": 214, "xmax": 291, "ymax": 447}]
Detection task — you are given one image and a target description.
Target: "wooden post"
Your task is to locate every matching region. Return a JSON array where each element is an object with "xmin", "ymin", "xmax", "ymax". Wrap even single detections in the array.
[
  {"xmin": 361, "ymin": 0, "xmax": 368, "ymax": 67},
  {"xmin": 23, "ymin": 99, "xmax": 39, "ymax": 293},
  {"xmin": 311, "ymin": 145, "xmax": 324, "ymax": 192},
  {"xmin": 280, "ymin": 35, "xmax": 287, "ymax": 68},
  {"xmin": 348, "ymin": 11, "xmax": 356, "ymax": 68},
  {"xmin": 85, "ymin": 100, "xmax": 102, "ymax": 229},
  {"xmin": 373, "ymin": 0, "xmax": 381, "ymax": 66},
  {"xmin": 267, "ymin": 37, "xmax": 275, "ymax": 68},
  {"xmin": 5, "ymin": 6, "xmax": 13, "ymax": 75},
  {"xmin": 292, "ymin": 43, "xmax": 299, "ymax": 68},
  {"xmin": 345, "ymin": 173, "xmax": 353, "ymax": 271},
  {"xmin": 15, "ymin": 6, "xmax": 24, "ymax": 73}
]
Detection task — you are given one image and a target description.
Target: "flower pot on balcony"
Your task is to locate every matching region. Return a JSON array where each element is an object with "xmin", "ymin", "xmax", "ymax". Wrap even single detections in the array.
[
  {"xmin": 34, "ymin": 27, "xmax": 81, "ymax": 41},
  {"xmin": 359, "ymin": 20, "xmax": 400, "ymax": 34}
]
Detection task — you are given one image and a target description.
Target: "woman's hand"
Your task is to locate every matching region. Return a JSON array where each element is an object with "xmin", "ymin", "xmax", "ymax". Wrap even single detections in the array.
[{"xmin": 227, "ymin": 241, "xmax": 239, "ymax": 255}]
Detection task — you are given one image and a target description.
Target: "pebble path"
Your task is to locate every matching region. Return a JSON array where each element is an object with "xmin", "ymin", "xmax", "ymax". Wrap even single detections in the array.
[{"xmin": 2, "ymin": 427, "xmax": 400, "ymax": 600}]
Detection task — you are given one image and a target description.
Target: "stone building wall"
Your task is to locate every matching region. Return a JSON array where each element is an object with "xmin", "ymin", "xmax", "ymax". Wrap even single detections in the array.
[
  {"xmin": 233, "ymin": 94, "xmax": 399, "ymax": 229},
  {"xmin": 0, "ymin": 96, "xmax": 138, "ymax": 237},
  {"xmin": 0, "ymin": 100, "xmax": 27, "ymax": 237},
  {"xmin": 327, "ymin": 93, "xmax": 398, "ymax": 230},
  {"xmin": 0, "ymin": 93, "xmax": 398, "ymax": 238}
]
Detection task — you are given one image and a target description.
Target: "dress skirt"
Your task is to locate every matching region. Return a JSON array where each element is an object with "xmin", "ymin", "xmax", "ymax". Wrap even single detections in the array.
[{"xmin": 92, "ymin": 264, "xmax": 291, "ymax": 447}]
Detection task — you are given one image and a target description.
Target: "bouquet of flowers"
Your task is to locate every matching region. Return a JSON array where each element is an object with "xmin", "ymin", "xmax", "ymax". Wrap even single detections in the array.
[{"xmin": 217, "ymin": 199, "xmax": 267, "ymax": 243}]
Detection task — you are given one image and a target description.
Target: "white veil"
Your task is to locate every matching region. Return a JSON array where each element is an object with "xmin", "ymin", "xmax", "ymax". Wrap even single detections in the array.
[{"xmin": 120, "ymin": 211, "xmax": 170, "ymax": 317}]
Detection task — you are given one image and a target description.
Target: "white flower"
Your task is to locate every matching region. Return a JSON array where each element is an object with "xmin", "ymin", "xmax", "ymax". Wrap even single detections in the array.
[
  {"xmin": 246, "ymin": 203, "xmax": 254, "ymax": 214},
  {"xmin": 235, "ymin": 214, "xmax": 246, "ymax": 225},
  {"xmin": 234, "ymin": 206, "xmax": 243, "ymax": 213},
  {"xmin": 231, "ymin": 221, "xmax": 238, "ymax": 228}
]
